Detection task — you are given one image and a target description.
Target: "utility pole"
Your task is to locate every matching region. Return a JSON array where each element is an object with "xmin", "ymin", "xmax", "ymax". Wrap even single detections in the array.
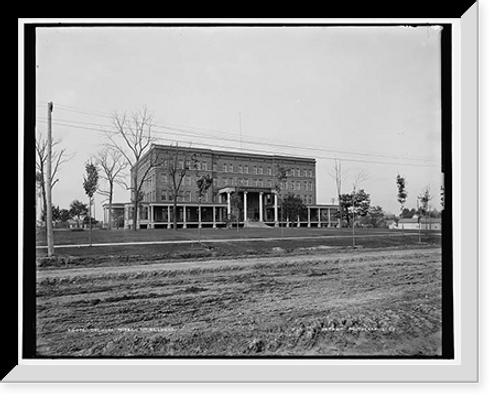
[{"xmin": 46, "ymin": 102, "xmax": 55, "ymax": 257}]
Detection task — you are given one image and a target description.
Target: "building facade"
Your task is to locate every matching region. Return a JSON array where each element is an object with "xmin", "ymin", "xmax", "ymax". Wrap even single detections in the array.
[{"xmin": 115, "ymin": 144, "xmax": 338, "ymax": 229}]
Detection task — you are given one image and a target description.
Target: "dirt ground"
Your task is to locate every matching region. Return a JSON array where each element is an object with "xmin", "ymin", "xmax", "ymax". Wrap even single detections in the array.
[{"xmin": 36, "ymin": 247, "xmax": 442, "ymax": 357}]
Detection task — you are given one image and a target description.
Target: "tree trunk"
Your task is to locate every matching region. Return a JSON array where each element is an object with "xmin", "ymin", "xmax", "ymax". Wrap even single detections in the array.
[
  {"xmin": 89, "ymin": 196, "xmax": 93, "ymax": 246},
  {"xmin": 133, "ymin": 199, "xmax": 140, "ymax": 231},
  {"xmin": 173, "ymin": 198, "xmax": 178, "ymax": 230},
  {"xmin": 108, "ymin": 183, "xmax": 114, "ymax": 230},
  {"xmin": 338, "ymin": 191, "xmax": 342, "ymax": 231}
]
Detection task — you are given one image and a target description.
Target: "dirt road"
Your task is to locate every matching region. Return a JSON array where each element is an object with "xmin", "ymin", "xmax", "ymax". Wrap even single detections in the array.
[{"xmin": 36, "ymin": 247, "xmax": 442, "ymax": 357}]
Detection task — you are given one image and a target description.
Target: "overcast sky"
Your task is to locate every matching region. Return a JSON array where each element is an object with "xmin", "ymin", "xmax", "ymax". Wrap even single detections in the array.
[{"xmin": 35, "ymin": 25, "xmax": 443, "ymax": 218}]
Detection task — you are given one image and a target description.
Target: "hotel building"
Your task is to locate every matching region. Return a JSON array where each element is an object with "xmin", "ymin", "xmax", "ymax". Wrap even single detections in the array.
[{"xmin": 104, "ymin": 144, "xmax": 338, "ymax": 229}]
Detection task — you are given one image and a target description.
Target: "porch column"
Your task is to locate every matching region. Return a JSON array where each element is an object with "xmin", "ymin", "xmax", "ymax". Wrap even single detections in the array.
[
  {"xmin": 318, "ymin": 208, "xmax": 321, "ymax": 227},
  {"xmin": 103, "ymin": 206, "xmax": 108, "ymax": 229},
  {"xmin": 274, "ymin": 193, "xmax": 278, "ymax": 225},
  {"xmin": 149, "ymin": 205, "xmax": 154, "ymax": 229},
  {"xmin": 227, "ymin": 192, "xmax": 232, "ymax": 217},
  {"xmin": 307, "ymin": 207, "xmax": 311, "ymax": 227},
  {"xmin": 183, "ymin": 205, "xmax": 187, "ymax": 229},
  {"xmin": 243, "ymin": 191, "xmax": 248, "ymax": 222},
  {"xmin": 198, "ymin": 205, "xmax": 202, "ymax": 228},
  {"xmin": 259, "ymin": 192, "xmax": 264, "ymax": 222},
  {"xmin": 328, "ymin": 208, "xmax": 332, "ymax": 227},
  {"xmin": 297, "ymin": 214, "xmax": 301, "ymax": 227},
  {"xmin": 167, "ymin": 205, "xmax": 172, "ymax": 229},
  {"xmin": 212, "ymin": 206, "xmax": 217, "ymax": 228}
]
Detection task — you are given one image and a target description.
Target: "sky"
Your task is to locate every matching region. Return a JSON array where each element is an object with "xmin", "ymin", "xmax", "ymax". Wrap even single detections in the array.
[{"xmin": 34, "ymin": 25, "xmax": 443, "ymax": 219}]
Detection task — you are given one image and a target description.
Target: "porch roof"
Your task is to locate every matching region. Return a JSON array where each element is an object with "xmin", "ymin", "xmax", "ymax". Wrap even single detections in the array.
[{"xmin": 218, "ymin": 186, "xmax": 277, "ymax": 194}]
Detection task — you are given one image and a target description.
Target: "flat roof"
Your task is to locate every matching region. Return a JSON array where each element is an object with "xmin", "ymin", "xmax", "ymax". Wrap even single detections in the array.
[{"xmin": 150, "ymin": 143, "xmax": 316, "ymax": 164}]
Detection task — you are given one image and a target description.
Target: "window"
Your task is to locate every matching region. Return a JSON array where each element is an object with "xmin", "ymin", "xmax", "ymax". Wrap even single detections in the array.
[
  {"xmin": 185, "ymin": 175, "xmax": 191, "ymax": 186},
  {"xmin": 185, "ymin": 160, "xmax": 191, "ymax": 170},
  {"xmin": 239, "ymin": 165, "xmax": 243, "ymax": 173},
  {"xmin": 223, "ymin": 163, "xmax": 227, "ymax": 172},
  {"xmin": 201, "ymin": 161, "xmax": 207, "ymax": 171},
  {"xmin": 291, "ymin": 168, "xmax": 295, "ymax": 177},
  {"xmin": 258, "ymin": 179, "xmax": 263, "ymax": 187},
  {"xmin": 244, "ymin": 165, "xmax": 249, "ymax": 174},
  {"xmin": 253, "ymin": 178, "xmax": 258, "ymax": 187},
  {"xmin": 244, "ymin": 178, "xmax": 249, "ymax": 186},
  {"xmin": 309, "ymin": 169, "xmax": 312, "ymax": 177},
  {"xmin": 258, "ymin": 166, "xmax": 263, "ymax": 175},
  {"xmin": 160, "ymin": 190, "xmax": 167, "ymax": 201},
  {"xmin": 296, "ymin": 181, "xmax": 300, "ymax": 191},
  {"xmin": 228, "ymin": 178, "xmax": 233, "ymax": 186},
  {"xmin": 161, "ymin": 172, "xmax": 168, "ymax": 184},
  {"xmin": 253, "ymin": 166, "xmax": 258, "ymax": 174},
  {"xmin": 267, "ymin": 166, "xmax": 272, "ymax": 175},
  {"xmin": 178, "ymin": 159, "xmax": 184, "ymax": 169},
  {"xmin": 229, "ymin": 164, "xmax": 234, "ymax": 173},
  {"xmin": 223, "ymin": 177, "xmax": 228, "ymax": 186},
  {"xmin": 267, "ymin": 180, "xmax": 272, "ymax": 187},
  {"xmin": 213, "ymin": 163, "xmax": 218, "ymax": 172},
  {"xmin": 185, "ymin": 191, "xmax": 191, "ymax": 202},
  {"xmin": 291, "ymin": 181, "xmax": 295, "ymax": 190}
]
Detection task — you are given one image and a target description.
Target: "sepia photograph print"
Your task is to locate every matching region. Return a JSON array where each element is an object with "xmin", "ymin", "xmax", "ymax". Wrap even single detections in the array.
[{"xmin": 12, "ymin": 12, "xmax": 480, "ymax": 382}]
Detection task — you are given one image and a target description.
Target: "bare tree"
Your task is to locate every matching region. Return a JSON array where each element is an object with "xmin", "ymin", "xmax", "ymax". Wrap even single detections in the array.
[
  {"xmin": 35, "ymin": 131, "xmax": 74, "ymax": 224},
  {"xmin": 418, "ymin": 185, "xmax": 433, "ymax": 230},
  {"xmin": 329, "ymin": 159, "xmax": 348, "ymax": 231},
  {"xmin": 94, "ymin": 148, "xmax": 128, "ymax": 230},
  {"xmin": 106, "ymin": 107, "xmax": 160, "ymax": 231},
  {"xmin": 164, "ymin": 144, "xmax": 199, "ymax": 230}
]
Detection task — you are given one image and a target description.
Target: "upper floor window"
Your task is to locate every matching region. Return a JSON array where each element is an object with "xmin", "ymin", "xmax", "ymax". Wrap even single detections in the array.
[
  {"xmin": 229, "ymin": 164, "xmax": 234, "ymax": 173},
  {"xmin": 223, "ymin": 163, "xmax": 227, "ymax": 172},
  {"xmin": 161, "ymin": 172, "xmax": 168, "ymax": 184}
]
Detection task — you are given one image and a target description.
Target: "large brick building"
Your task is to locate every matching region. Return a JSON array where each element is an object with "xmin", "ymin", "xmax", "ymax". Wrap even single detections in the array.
[{"xmin": 107, "ymin": 144, "xmax": 338, "ymax": 229}]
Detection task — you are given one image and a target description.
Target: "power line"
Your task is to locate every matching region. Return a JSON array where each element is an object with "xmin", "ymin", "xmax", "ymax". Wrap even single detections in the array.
[
  {"xmin": 36, "ymin": 117, "xmax": 441, "ymax": 168},
  {"xmin": 36, "ymin": 101, "xmax": 440, "ymax": 164}
]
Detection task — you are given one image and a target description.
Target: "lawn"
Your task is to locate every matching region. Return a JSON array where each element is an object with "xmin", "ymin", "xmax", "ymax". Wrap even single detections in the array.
[
  {"xmin": 36, "ymin": 226, "xmax": 436, "ymax": 246},
  {"xmin": 34, "ymin": 226, "xmax": 442, "ymax": 269}
]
